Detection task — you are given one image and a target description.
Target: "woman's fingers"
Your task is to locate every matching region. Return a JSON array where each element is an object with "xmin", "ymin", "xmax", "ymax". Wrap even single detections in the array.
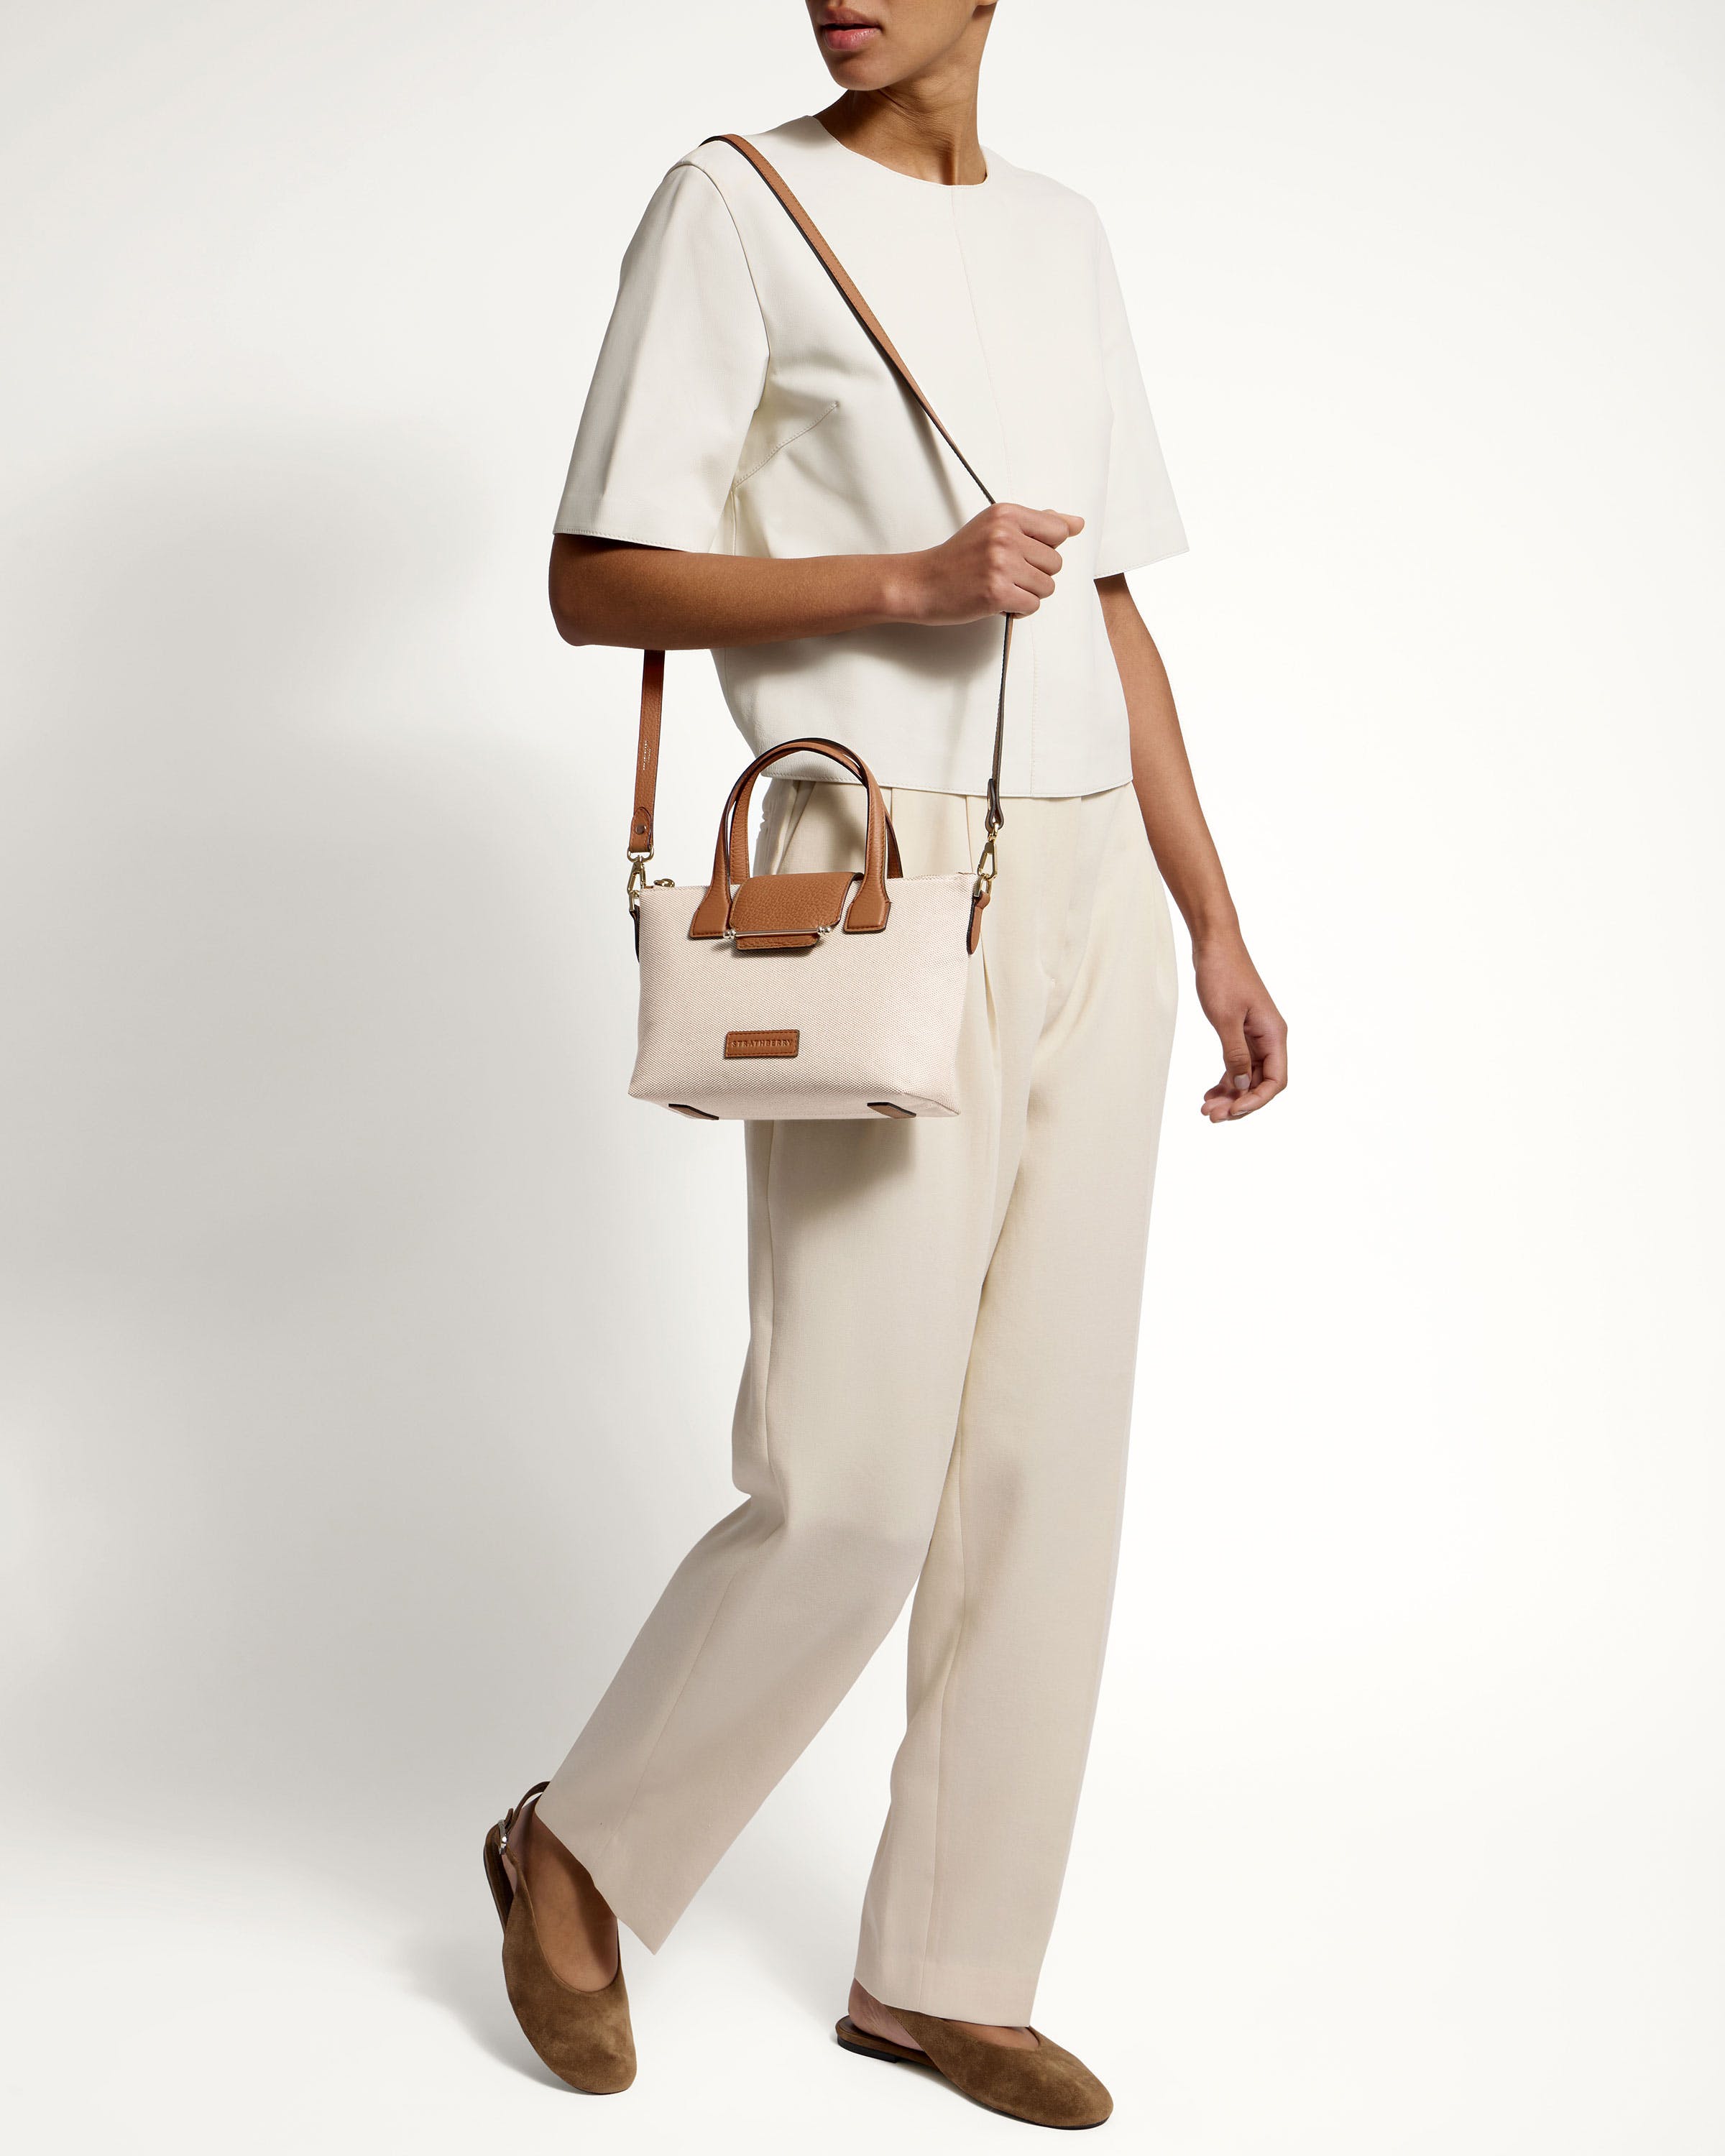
[
  {"xmin": 1220, "ymin": 1021, "xmax": 1254, "ymax": 1095},
  {"xmin": 1012, "ymin": 506, "xmax": 1085, "ymax": 545},
  {"xmin": 919, "ymin": 503, "xmax": 1089, "ymax": 623},
  {"xmin": 1240, "ymin": 1024, "xmax": 1288, "ymax": 1113},
  {"xmin": 1227, "ymin": 1069, "xmax": 1282, "ymax": 1116},
  {"xmin": 1238, "ymin": 1008, "xmax": 1288, "ymax": 1112},
  {"xmin": 1202, "ymin": 1008, "xmax": 1288, "ymax": 1119},
  {"xmin": 1008, "ymin": 564, "xmax": 1059, "ymax": 604},
  {"xmin": 1003, "ymin": 523, "xmax": 1080, "ymax": 611},
  {"xmin": 1201, "ymin": 1076, "xmax": 1251, "ymax": 1120}
]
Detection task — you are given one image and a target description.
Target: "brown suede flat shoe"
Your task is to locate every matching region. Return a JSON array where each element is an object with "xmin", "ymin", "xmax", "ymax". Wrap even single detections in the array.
[
  {"xmin": 484, "ymin": 1781, "xmax": 635, "ymax": 2094},
  {"xmin": 836, "ymin": 2009, "xmax": 1113, "ymax": 2129}
]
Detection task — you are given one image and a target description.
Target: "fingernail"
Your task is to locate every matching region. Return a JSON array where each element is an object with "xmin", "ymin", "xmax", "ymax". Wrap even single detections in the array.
[{"xmin": 1233, "ymin": 1074, "xmax": 1250, "ymax": 1092}]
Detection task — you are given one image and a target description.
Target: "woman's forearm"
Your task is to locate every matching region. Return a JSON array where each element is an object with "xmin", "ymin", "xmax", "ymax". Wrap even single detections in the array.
[
  {"xmin": 1097, "ymin": 573, "xmax": 1240, "ymax": 949},
  {"xmin": 550, "ymin": 533, "xmax": 911, "ymax": 648},
  {"xmin": 1100, "ymin": 571, "xmax": 1287, "ymax": 1118},
  {"xmin": 548, "ymin": 504, "xmax": 1086, "ymax": 651}
]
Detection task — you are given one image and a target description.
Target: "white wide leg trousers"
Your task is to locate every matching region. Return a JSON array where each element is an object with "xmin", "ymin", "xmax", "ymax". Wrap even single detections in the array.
[{"xmin": 538, "ymin": 776, "xmax": 1178, "ymax": 2022}]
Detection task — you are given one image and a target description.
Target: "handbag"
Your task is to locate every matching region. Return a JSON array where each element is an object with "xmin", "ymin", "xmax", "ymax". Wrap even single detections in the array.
[{"xmin": 623, "ymin": 134, "xmax": 1013, "ymax": 1121}]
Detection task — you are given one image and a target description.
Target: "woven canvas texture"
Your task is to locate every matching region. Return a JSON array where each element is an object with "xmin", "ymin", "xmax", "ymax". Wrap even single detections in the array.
[{"xmin": 630, "ymin": 872, "xmax": 975, "ymax": 1119}]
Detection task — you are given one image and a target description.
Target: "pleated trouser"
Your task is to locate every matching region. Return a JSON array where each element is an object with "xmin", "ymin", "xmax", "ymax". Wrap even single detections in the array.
[{"xmin": 537, "ymin": 774, "xmax": 1178, "ymax": 2022}]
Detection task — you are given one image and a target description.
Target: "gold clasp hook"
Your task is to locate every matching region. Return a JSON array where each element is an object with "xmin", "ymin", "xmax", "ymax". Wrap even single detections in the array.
[
  {"xmin": 627, "ymin": 851, "xmax": 673, "ymax": 915},
  {"xmin": 971, "ymin": 829, "xmax": 999, "ymax": 899}
]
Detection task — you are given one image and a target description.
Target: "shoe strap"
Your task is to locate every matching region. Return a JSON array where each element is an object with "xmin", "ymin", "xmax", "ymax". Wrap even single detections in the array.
[{"xmin": 497, "ymin": 1779, "xmax": 550, "ymax": 1858}]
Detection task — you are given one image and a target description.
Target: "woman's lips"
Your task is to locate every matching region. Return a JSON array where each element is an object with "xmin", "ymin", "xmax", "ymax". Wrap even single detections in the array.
[{"xmin": 819, "ymin": 19, "xmax": 881, "ymax": 53}]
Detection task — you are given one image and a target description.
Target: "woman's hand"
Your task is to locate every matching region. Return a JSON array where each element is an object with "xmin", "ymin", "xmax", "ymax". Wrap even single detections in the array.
[
  {"xmin": 897, "ymin": 503, "xmax": 1085, "ymax": 626},
  {"xmin": 1194, "ymin": 936, "xmax": 1287, "ymax": 1121}
]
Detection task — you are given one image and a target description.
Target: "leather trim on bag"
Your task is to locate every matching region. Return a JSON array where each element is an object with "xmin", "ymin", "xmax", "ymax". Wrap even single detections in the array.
[
  {"xmin": 668, "ymin": 1102, "xmax": 719, "ymax": 1119},
  {"xmin": 691, "ymin": 737, "xmax": 896, "ymax": 940},
  {"xmin": 966, "ymin": 888, "xmax": 988, "ymax": 954},
  {"xmin": 729, "ymin": 871, "xmax": 856, "ymax": 951},
  {"xmin": 724, "ymin": 1030, "xmax": 800, "ymax": 1059},
  {"xmin": 867, "ymin": 1101, "xmax": 916, "ymax": 1118}
]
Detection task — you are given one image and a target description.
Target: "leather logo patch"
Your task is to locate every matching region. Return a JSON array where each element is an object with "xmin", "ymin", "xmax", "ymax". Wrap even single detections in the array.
[{"xmin": 724, "ymin": 1029, "xmax": 800, "ymax": 1059}]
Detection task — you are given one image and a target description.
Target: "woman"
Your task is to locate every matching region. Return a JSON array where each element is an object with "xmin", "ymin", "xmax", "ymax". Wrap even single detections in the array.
[{"xmin": 487, "ymin": 1, "xmax": 1287, "ymax": 2128}]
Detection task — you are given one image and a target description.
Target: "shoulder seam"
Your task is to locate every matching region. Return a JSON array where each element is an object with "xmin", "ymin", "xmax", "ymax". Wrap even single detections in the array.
[{"xmin": 670, "ymin": 155, "xmax": 774, "ymax": 378}]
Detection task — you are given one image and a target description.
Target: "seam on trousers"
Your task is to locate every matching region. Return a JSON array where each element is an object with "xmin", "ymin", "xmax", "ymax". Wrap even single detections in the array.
[
  {"xmin": 1026, "ymin": 791, "xmax": 1110, "ymax": 1064},
  {"xmin": 916, "ymin": 1399, "xmax": 971, "ymax": 1989},
  {"xmin": 759, "ymin": 1124, "xmax": 784, "ymax": 1494},
  {"xmin": 581, "ymin": 1124, "xmax": 789, "ymax": 1893},
  {"xmin": 911, "ymin": 792, "xmax": 1042, "ymax": 1988},
  {"xmin": 914, "ymin": 806, "xmax": 988, "ymax": 1988},
  {"xmin": 971, "ymin": 791, "xmax": 1018, "ymax": 1286}
]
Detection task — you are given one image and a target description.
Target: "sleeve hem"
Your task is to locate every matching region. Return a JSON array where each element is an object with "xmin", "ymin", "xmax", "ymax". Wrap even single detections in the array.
[
  {"xmin": 1092, "ymin": 527, "xmax": 1190, "ymax": 579},
  {"xmin": 552, "ymin": 505, "xmax": 722, "ymax": 553}
]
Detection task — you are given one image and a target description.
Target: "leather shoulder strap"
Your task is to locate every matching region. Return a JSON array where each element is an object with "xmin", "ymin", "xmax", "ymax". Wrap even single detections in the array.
[
  {"xmin": 629, "ymin": 646, "xmax": 664, "ymax": 854},
  {"xmin": 707, "ymin": 134, "xmax": 998, "ymax": 510},
  {"xmin": 627, "ymin": 133, "xmax": 1013, "ymax": 865}
]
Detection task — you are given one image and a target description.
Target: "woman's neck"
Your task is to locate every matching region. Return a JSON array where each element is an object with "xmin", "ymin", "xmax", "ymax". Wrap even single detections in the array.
[{"xmin": 817, "ymin": 86, "xmax": 986, "ymax": 186}]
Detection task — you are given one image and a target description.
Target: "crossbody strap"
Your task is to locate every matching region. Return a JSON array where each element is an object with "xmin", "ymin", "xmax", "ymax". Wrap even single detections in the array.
[{"xmin": 625, "ymin": 132, "xmax": 1012, "ymax": 908}]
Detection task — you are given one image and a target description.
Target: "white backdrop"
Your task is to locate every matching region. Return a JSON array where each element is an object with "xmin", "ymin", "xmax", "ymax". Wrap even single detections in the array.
[{"xmin": 2, "ymin": 4, "xmax": 1721, "ymax": 2152}]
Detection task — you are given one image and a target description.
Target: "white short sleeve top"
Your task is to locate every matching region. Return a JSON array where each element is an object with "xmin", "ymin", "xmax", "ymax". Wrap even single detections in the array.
[{"xmin": 554, "ymin": 116, "xmax": 1187, "ymax": 798}]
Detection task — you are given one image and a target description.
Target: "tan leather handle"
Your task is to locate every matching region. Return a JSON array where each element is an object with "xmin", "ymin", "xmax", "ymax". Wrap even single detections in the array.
[
  {"xmin": 723, "ymin": 750, "xmax": 903, "ymax": 890},
  {"xmin": 626, "ymin": 135, "xmax": 1013, "ymax": 898},
  {"xmin": 689, "ymin": 737, "xmax": 897, "ymax": 938}
]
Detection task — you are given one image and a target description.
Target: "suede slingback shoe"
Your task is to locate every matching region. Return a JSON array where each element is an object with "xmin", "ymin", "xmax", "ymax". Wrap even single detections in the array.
[
  {"xmin": 835, "ymin": 2009, "xmax": 1113, "ymax": 2129},
  {"xmin": 484, "ymin": 1782, "xmax": 635, "ymax": 2093}
]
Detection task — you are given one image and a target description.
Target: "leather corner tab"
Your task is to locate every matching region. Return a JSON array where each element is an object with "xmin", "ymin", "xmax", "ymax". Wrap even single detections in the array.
[
  {"xmin": 724, "ymin": 1029, "xmax": 800, "ymax": 1060},
  {"xmin": 867, "ymin": 1101, "xmax": 915, "ymax": 1118},
  {"xmin": 687, "ymin": 891, "xmax": 729, "ymax": 940},
  {"xmin": 668, "ymin": 1102, "xmax": 719, "ymax": 1119},
  {"xmin": 841, "ymin": 888, "xmax": 891, "ymax": 934},
  {"xmin": 966, "ymin": 888, "xmax": 989, "ymax": 954}
]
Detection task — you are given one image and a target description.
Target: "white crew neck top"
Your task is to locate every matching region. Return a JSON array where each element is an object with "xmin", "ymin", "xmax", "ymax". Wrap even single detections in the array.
[{"xmin": 554, "ymin": 115, "xmax": 1187, "ymax": 798}]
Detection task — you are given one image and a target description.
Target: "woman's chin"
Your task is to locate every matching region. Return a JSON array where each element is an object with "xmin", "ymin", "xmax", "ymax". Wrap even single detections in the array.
[{"xmin": 822, "ymin": 58, "xmax": 895, "ymax": 88}]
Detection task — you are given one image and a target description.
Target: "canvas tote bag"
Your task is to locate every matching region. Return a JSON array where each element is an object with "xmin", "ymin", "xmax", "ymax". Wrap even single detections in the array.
[{"xmin": 622, "ymin": 134, "xmax": 1012, "ymax": 1121}]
